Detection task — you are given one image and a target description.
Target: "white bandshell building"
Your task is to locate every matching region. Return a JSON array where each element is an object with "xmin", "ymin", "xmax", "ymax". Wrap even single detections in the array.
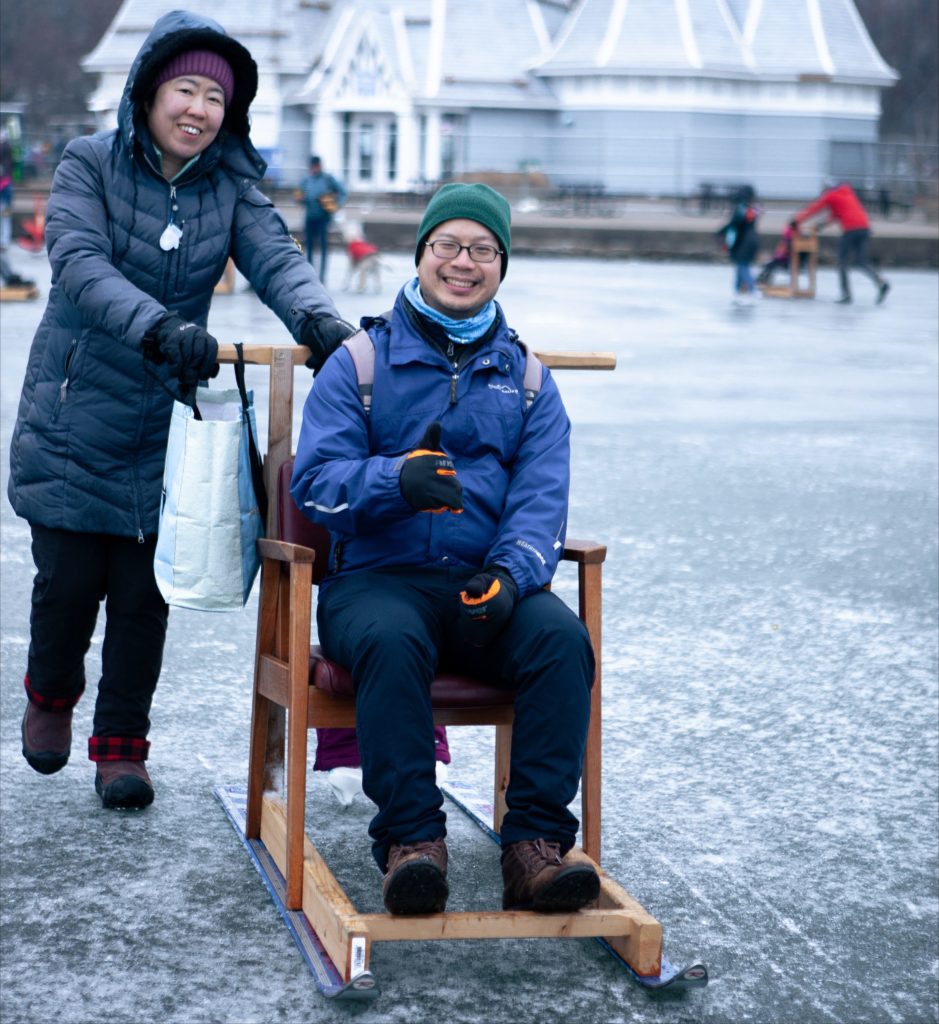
[{"xmin": 82, "ymin": 0, "xmax": 897, "ymax": 199}]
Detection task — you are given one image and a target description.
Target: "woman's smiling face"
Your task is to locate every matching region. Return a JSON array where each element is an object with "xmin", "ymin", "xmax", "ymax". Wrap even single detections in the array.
[{"xmin": 147, "ymin": 75, "xmax": 225, "ymax": 180}]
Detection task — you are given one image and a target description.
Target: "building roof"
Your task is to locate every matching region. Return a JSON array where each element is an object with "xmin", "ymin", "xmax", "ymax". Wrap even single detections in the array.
[
  {"xmin": 82, "ymin": 0, "xmax": 897, "ymax": 114},
  {"xmin": 532, "ymin": 0, "xmax": 897, "ymax": 84},
  {"xmin": 533, "ymin": 0, "xmax": 750, "ymax": 75},
  {"xmin": 289, "ymin": 0, "xmax": 559, "ymax": 108},
  {"xmin": 740, "ymin": 0, "xmax": 897, "ymax": 83},
  {"xmin": 82, "ymin": 0, "xmax": 333, "ymax": 77}
]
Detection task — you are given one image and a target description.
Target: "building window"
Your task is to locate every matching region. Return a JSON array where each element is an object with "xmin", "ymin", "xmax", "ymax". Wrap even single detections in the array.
[
  {"xmin": 357, "ymin": 70, "xmax": 376, "ymax": 96},
  {"xmin": 342, "ymin": 112, "xmax": 351, "ymax": 182},
  {"xmin": 441, "ymin": 113, "xmax": 464, "ymax": 181},
  {"xmin": 359, "ymin": 123, "xmax": 374, "ymax": 181},
  {"xmin": 387, "ymin": 120, "xmax": 397, "ymax": 182}
]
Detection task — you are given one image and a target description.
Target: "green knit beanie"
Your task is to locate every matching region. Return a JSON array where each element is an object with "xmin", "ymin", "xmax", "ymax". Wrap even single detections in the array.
[{"xmin": 415, "ymin": 182, "xmax": 512, "ymax": 280}]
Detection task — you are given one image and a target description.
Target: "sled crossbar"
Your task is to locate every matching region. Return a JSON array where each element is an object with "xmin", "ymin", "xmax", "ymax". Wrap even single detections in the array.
[{"xmin": 259, "ymin": 794, "xmax": 663, "ymax": 980}]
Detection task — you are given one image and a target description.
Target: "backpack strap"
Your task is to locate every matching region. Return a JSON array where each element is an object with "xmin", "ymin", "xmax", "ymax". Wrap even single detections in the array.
[
  {"xmin": 341, "ymin": 311, "xmax": 391, "ymax": 415},
  {"xmin": 341, "ymin": 329, "xmax": 375, "ymax": 414},
  {"xmin": 517, "ymin": 338, "xmax": 543, "ymax": 411}
]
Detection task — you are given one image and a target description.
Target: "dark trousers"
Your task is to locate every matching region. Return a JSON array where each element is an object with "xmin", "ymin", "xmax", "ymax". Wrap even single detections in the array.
[
  {"xmin": 838, "ymin": 228, "xmax": 884, "ymax": 297},
  {"xmin": 317, "ymin": 567, "xmax": 595, "ymax": 871},
  {"xmin": 26, "ymin": 525, "xmax": 169, "ymax": 757},
  {"xmin": 304, "ymin": 216, "xmax": 330, "ymax": 280}
]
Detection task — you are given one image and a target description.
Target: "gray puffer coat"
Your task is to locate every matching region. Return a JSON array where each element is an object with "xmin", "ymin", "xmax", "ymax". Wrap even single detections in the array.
[{"xmin": 8, "ymin": 10, "xmax": 340, "ymax": 538}]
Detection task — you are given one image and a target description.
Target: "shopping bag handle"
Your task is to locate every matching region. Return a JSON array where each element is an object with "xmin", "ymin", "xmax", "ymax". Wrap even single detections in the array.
[
  {"xmin": 181, "ymin": 383, "xmax": 203, "ymax": 420},
  {"xmin": 141, "ymin": 362, "xmax": 204, "ymax": 418},
  {"xmin": 233, "ymin": 342, "xmax": 269, "ymax": 527}
]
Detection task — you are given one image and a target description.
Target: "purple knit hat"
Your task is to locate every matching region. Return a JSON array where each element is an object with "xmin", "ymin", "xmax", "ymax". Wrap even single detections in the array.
[{"xmin": 153, "ymin": 49, "xmax": 235, "ymax": 105}]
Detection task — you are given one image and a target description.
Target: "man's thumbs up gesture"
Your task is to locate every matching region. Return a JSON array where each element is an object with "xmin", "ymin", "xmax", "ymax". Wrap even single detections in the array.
[{"xmin": 398, "ymin": 422, "xmax": 463, "ymax": 514}]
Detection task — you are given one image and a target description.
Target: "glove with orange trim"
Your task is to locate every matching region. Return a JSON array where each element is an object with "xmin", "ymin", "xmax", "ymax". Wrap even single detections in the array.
[
  {"xmin": 459, "ymin": 565, "xmax": 518, "ymax": 647},
  {"xmin": 399, "ymin": 422, "xmax": 463, "ymax": 513}
]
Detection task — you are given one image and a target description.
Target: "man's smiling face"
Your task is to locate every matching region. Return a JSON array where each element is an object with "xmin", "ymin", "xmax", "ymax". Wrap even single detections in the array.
[{"xmin": 417, "ymin": 219, "xmax": 503, "ymax": 319}]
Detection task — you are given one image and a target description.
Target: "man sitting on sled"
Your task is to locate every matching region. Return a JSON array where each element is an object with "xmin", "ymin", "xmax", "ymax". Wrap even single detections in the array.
[{"xmin": 290, "ymin": 183, "xmax": 599, "ymax": 916}]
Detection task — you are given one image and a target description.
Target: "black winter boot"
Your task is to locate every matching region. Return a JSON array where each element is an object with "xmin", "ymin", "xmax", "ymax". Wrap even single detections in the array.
[
  {"xmin": 95, "ymin": 761, "xmax": 154, "ymax": 810},
  {"xmin": 21, "ymin": 703, "xmax": 72, "ymax": 775}
]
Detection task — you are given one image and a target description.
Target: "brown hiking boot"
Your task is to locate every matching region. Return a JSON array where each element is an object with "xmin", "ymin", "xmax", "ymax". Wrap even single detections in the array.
[
  {"xmin": 21, "ymin": 704, "xmax": 72, "ymax": 775},
  {"xmin": 501, "ymin": 838, "xmax": 600, "ymax": 912},
  {"xmin": 94, "ymin": 761, "xmax": 154, "ymax": 810},
  {"xmin": 382, "ymin": 837, "xmax": 448, "ymax": 915}
]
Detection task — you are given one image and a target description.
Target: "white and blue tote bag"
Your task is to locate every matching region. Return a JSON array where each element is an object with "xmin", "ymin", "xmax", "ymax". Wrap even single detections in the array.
[{"xmin": 154, "ymin": 344, "xmax": 267, "ymax": 611}]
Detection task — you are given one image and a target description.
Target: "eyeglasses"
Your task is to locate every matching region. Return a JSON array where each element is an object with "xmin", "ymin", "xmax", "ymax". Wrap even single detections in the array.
[{"xmin": 424, "ymin": 239, "xmax": 502, "ymax": 263}]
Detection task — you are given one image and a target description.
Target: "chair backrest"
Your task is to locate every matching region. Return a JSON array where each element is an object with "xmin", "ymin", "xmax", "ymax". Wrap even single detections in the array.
[{"xmin": 277, "ymin": 457, "xmax": 332, "ymax": 584}]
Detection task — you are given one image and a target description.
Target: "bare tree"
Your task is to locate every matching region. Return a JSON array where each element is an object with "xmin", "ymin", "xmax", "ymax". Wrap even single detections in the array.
[
  {"xmin": 0, "ymin": 0, "xmax": 121, "ymax": 125},
  {"xmin": 854, "ymin": 0, "xmax": 938, "ymax": 145}
]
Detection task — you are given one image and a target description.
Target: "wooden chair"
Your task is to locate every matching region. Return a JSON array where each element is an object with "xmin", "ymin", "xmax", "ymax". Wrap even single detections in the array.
[
  {"xmin": 759, "ymin": 228, "xmax": 818, "ymax": 299},
  {"xmin": 228, "ymin": 343, "xmax": 662, "ymax": 987}
]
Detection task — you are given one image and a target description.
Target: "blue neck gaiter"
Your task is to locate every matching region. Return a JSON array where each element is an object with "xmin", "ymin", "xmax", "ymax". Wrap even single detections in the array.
[{"xmin": 404, "ymin": 277, "xmax": 496, "ymax": 345}]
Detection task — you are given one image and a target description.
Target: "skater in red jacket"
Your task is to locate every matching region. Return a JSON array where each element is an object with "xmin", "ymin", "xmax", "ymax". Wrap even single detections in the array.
[{"xmin": 793, "ymin": 182, "xmax": 890, "ymax": 305}]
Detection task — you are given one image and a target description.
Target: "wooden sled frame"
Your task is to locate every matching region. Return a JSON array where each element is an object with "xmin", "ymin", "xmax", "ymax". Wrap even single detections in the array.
[
  {"xmin": 219, "ymin": 343, "xmax": 665, "ymax": 986},
  {"xmin": 0, "ymin": 285, "xmax": 39, "ymax": 301},
  {"xmin": 759, "ymin": 229, "xmax": 819, "ymax": 299}
]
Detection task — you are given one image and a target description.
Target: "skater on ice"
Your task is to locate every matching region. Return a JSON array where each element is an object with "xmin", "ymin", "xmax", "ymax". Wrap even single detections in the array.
[{"xmin": 792, "ymin": 179, "xmax": 890, "ymax": 304}]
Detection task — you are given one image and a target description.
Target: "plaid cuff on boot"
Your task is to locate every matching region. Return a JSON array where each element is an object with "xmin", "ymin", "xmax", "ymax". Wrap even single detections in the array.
[
  {"xmin": 24, "ymin": 674, "xmax": 84, "ymax": 711},
  {"xmin": 88, "ymin": 736, "xmax": 151, "ymax": 762}
]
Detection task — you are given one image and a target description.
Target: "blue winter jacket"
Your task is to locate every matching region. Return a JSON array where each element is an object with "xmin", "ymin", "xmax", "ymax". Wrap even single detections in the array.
[
  {"xmin": 290, "ymin": 291, "xmax": 572, "ymax": 599},
  {"xmin": 7, "ymin": 10, "xmax": 340, "ymax": 538}
]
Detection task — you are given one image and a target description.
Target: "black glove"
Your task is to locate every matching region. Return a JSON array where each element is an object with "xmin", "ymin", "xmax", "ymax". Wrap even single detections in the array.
[
  {"xmin": 300, "ymin": 315, "xmax": 357, "ymax": 374},
  {"xmin": 459, "ymin": 566, "xmax": 518, "ymax": 647},
  {"xmin": 399, "ymin": 422, "xmax": 463, "ymax": 513},
  {"xmin": 143, "ymin": 313, "xmax": 219, "ymax": 384}
]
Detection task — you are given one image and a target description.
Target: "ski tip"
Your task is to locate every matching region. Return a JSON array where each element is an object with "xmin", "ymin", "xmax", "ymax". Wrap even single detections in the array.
[
  {"xmin": 324, "ymin": 971, "xmax": 380, "ymax": 1001},
  {"xmin": 642, "ymin": 959, "xmax": 709, "ymax": 991},
  {"xmin": 673, "ymin": 963, "xmax": 709, "ymax": 988},
  {"xmin": 597, "ymin": 940, "xmax": 709, "ymax": 991}
]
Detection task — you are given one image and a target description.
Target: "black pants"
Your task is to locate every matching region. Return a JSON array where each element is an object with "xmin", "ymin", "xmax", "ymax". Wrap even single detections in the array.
[
  {"xmin": 317, "ymin": 567, "xmax": 595, "ymax": 871},
  {"xmin": 26, "ymin": 525, "xmax": 169, "ymax": 758},
  {"xmin": 838, "ymin": 228, "xmax": 884, "ymax": 298},
  {"xmin": 304, "ymin": 216, "xmax": 330, "ymax": 280}
]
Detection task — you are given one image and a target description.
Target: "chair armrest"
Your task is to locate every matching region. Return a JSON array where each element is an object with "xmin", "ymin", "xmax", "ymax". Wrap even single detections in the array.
[
  {"xmin": 561, "ymin": 539, "xmax": 607, "ymax": 564},
  {"xmin": 257, "ymin": 538, "xmax": 316, "ymax": 564}
]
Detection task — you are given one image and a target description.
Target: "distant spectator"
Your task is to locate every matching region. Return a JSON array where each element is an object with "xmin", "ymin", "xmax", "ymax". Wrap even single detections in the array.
[
  {"xmin": 717, "ymin": 185, "xmax": 761, "ymax": 305},
  {"xmin": 0, "ymin": 130, "xmax": 32, "ymax": 287},
  {"xmin": 793, "ymin": 181, "xmax": 889, "ymax": 305},
  {"xmin": 298, "ymin": 156, "xmax": 346, "ymax": 283},
  {"xmin": 0, "ymin": 129, "xmax": 14, "ymax": 254},
  {"xmin": 1, "ymin": 250, "xmax": 35, "ymax": 289}
]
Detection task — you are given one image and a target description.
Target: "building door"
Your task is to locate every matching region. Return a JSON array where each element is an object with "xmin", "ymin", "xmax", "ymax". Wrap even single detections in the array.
[{"xmin": 343, "ymin": 114, "xmax": 398, "ymax": 191}]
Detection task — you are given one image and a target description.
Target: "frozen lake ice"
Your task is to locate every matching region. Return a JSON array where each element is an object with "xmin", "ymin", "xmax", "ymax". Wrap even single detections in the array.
[{"xmin": 1, "ymin": 247, "xmax": 937, "ymax": 1023}]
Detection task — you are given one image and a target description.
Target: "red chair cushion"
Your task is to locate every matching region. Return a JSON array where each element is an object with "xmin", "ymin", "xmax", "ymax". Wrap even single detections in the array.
[
  {"xmin": 278, "ymin": 457, "xmax": 331, "ymax": 584},
  {"xmin": 310, "ymin": 646, "xmax": 514, "ymax": 708}
]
